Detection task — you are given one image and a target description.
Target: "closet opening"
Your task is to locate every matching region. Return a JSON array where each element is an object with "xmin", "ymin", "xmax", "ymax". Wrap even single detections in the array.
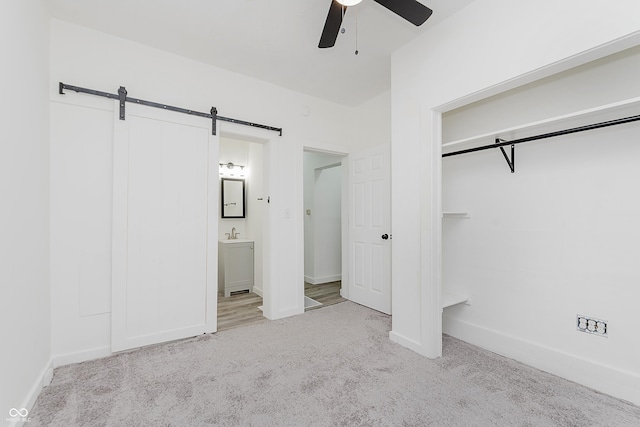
[{"xmin": 438, "ymin": 45, "xmax": 640, "ymax": 386}]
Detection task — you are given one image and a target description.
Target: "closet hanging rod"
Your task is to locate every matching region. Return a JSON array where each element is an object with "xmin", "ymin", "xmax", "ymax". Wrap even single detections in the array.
[
  {"xmin": 58, "ymin": 82, "xmax": 283, "ymax": 136},
  {"xmin": 442, "ymin": 114, "xmax": 640, "ymax": 158}
]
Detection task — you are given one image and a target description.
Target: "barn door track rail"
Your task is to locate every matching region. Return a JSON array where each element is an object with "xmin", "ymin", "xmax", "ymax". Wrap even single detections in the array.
[
  {"xmin": 443, "ymin": 114, "xmax": 640, "ymax": 173},
  {"xmin": 59, "ymin": 82, "xmax": 283, "ymax": 136}
]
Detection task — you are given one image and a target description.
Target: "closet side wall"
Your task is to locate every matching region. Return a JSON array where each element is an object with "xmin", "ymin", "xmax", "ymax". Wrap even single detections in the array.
[{"xmin": 442, "ymin": 46, "xmax": 640, "ymax": 404}]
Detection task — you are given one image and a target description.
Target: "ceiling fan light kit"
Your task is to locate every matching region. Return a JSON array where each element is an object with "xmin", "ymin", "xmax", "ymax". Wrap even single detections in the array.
[{"xmin": 318, "ymin": 0, "xmax": 433, "ymax": 49}]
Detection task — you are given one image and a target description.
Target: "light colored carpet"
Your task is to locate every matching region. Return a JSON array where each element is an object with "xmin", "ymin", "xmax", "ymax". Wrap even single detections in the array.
[
  {"xmin": 30, "ymin": 302, "xmax": 640, "ymax": 426},
  {"xmin": 304, "ymin": 296, "xmax": 322, "ymax": 309}
]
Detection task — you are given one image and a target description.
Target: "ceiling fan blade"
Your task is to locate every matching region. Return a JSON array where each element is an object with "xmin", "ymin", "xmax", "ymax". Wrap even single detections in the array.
[
  {"xmin": 373, "ymin": 0, "xmax": 433, "ymax": 26},
  {"xmin": 319, "ymin": 0, "xmax": 346, "ymax": 48}
]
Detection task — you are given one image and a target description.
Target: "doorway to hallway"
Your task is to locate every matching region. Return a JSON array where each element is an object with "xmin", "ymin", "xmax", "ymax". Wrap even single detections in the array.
[{"xmin": 303, "ymin": 150, "xmax": 346, "ymax": 306}]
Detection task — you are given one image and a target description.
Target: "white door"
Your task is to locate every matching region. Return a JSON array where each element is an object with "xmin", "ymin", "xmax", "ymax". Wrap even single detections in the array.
[
  {"xmin": 111, "ymin": 103, "xmax": 219, "ymax": 352},
  {"xmin": 348, "ymin": 143, "xmax": 391, "ymax": 314}
]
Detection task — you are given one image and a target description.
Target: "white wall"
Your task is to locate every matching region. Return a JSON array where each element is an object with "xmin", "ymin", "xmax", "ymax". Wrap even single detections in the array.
[
  {"xmin": 390, "ymin": 0, "xmax": 640, "ymax": 405},
  {"xmin": 0, "ymin": 0, "xmax": 51, "ymax": 416},
  {"xmin": 313, "ymin": 166, "xmax": 342, "ymax": 282},
  {"xmin": 49, "ymin": 19, "xmax": 385, "ymax": 362},
  {"xmin": 303, "ymin": 152, "xmax": 343, "ymax": 284},
  {"xmin": 303, "ymin": 154, "xmax": 316, "ymax": 280},
  {"xmin": 246, "ymin": 142, "xmax": 265, "ymax": 294}
]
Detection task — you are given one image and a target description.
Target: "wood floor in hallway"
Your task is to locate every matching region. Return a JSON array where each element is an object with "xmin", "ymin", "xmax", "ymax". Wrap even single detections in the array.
[
  {"xmin": 303, "ymin": 281, "xmax": 345, "ymax": 311},
  {"xmin": 217, "ymin": 281, "xmax": 346, "ymax": 332}
]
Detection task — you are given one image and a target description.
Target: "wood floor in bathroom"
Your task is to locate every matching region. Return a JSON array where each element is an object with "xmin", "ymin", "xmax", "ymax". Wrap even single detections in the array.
[{"xmin": 217, "ymin": 281, "xmax": 346, "ymax": 332}]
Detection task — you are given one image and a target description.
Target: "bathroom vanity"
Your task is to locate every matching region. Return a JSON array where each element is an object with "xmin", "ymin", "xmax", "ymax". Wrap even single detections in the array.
[{"xmin": 218, "ymin": 240, "xmax": 254, "ymax": 297}]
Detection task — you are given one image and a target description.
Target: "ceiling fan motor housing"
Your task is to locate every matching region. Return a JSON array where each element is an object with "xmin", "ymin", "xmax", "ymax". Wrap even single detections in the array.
[{"xmin": 318, "ymin": 0, "xmax": 433, "ymax": 49}]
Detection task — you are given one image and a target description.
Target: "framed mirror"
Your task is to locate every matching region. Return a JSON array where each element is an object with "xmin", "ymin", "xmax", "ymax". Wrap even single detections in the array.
[{"xmin": 221, "ymin": 178, "xmax": 245, "ymax": 218}]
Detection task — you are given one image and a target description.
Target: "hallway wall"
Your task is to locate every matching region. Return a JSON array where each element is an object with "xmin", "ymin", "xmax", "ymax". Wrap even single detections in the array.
[{"xmin": 303, "ymin": 152, "xmax": 343, "ymax": 284}]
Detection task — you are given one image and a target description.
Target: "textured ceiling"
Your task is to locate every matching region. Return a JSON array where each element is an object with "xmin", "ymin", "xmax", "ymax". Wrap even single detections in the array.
[{"xmin": 48, "ymin": 0, "xmax": 474, "ymax": 106}]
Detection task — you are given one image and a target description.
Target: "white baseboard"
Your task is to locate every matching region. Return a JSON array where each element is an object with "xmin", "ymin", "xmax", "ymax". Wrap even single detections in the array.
[
  {"xmin": 9, "ymin": 358, "xmax": 54, "ymax": 427},
  {"xmin": 443, "ymin": 316, "xmax": 640, "ymax": 406},
  {"xmin": 266, "ymin": 306, "xmax": 304, "ymax": 320},
  {"xmin": 52, "ymin": 345, "xmax": 112, "ymax": 368},
  {"xmin": 252, "ymin": 286, "xmax": 263, "ymax": 297},
  {"xmin": 304, "ymin": 274, "xmax": 341, "ymax": 285},
  {"xmin": 12, "ymin": 347, "xmax": 113, "ymax": 426},
  {"xmin": 389, "ymin": 331, "xmax": 428, "ymax": 356}
]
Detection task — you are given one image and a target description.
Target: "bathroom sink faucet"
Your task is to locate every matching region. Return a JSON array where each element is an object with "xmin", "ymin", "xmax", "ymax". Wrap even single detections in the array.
[{"xmin": 230, "ymin": 227, "xmax": 239, "ymax": 239}]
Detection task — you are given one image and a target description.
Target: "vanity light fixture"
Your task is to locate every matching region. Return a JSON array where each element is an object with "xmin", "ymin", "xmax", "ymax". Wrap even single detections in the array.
[{"xmin": 219, "ymin": 162, "xmax": 247, "ymax": 178}]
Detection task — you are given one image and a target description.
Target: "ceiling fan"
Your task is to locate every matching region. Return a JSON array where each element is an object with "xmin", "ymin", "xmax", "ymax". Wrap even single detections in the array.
[{"xmin": 318, "ymin": 0, "xmax": 433, "ymax": 48}]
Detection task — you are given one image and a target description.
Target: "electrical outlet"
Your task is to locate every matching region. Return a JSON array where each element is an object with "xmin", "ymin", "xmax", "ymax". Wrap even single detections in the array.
[{"xmin": 577, "ymin": 315, "xmax": 607, "ymax": 337}]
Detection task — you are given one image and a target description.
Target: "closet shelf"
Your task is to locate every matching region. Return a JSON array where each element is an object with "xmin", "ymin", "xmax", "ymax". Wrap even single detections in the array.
[
  {"xmin": 442, "ymin": 96, "xmax": 640, "ymax": 152},
  {"xmin": 442, "ymin": 292, "xmax": 469, "ymax": 309},
  {"xmin": 443, "ymin": 212, "xmax": 470, "ymax": 218}
]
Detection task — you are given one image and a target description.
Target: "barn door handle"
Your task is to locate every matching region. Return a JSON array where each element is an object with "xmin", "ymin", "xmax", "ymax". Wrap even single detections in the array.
[{"xmin": 381, "ymin": 234, "xmax": 389, "ymax": 240}]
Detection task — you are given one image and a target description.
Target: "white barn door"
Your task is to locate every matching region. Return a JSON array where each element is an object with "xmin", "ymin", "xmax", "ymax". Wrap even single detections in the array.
[
  {"xmin": 348, "ymin": 144, "xmax": 391, "ymax": 314},
  {"xmin": 111, "ymin": 103, "xmax": 219, "ymax": 352}
]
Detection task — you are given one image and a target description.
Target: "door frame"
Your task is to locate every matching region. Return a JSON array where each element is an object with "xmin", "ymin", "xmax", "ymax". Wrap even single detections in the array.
[
  {"xmin": 299, "ymin": 144, "xmax": 351, "ymax": 307},
  {"xmin": 217, "ymin": 123, "xmax": 280, "ymax": 319},
  {"xmin": 301, "ymin": 149, "xmax": 349, "ymax": 298}
]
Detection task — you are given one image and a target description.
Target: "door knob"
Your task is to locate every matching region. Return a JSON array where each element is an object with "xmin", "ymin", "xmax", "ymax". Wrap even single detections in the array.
[{"xmin": 381, "ymin": 234, "xmax": 389, "ymax": 240}]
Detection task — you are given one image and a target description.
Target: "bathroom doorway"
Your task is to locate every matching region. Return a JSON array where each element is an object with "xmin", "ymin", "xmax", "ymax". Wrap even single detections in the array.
[
  {"xmin": 303, "ymin": 150, "xmax": 347, "ymax": 311},
  {"xmin": 217, "ymin": 135, "xmax": 267, "ymax": 331}
]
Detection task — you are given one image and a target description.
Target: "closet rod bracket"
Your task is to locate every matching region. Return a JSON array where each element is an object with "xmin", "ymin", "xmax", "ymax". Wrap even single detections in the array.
[{"xmin": 496, "ymin": 138, "xmax": 515, "ymax": 173}]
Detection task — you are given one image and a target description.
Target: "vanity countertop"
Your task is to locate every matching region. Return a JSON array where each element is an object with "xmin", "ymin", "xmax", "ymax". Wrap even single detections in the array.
[{"xmin": 219, "ymin": 239, "xmax": 253, "ymax": 244}]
